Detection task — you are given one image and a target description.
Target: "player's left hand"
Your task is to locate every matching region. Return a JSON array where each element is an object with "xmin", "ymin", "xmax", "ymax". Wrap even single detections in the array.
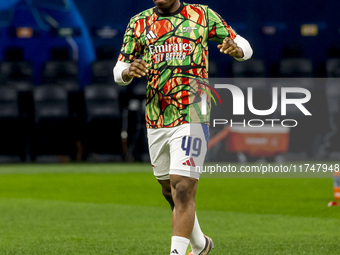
[{"xmin": 218, "ymin": 37, "xmax": 244, "ymax": 58}]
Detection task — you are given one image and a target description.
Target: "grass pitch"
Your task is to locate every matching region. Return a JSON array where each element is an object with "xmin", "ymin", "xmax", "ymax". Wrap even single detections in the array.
[{"xmin": 0, "ymin": 163, "xmax": 339, "ymax": 254}]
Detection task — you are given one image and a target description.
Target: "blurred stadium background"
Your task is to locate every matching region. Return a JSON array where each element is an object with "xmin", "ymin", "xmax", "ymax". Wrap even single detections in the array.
[
  {"xmin": 0, "ymin": 1, "xmax": 340, "ymax": 254},
  {"xmin": 0, "ymin": 0, "xmax": 339, "ymax": 162}
]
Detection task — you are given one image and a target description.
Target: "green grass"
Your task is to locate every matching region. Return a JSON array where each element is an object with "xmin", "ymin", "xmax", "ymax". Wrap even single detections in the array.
[{"xmin": 0, "ymin": 163, "xmax": 339, "ymax": 254}]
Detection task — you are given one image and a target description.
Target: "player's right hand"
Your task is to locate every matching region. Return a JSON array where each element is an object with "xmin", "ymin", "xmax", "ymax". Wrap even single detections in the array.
[{"xmin": 123, "ymin": 59, "xmax": 149, "ymax": 81}]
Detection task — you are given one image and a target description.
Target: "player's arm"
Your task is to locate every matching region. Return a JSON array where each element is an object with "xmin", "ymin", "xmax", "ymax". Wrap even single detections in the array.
[
  {"xmin": 207, "ymin": 8, "xmax": 253, "ymax": 61},
  {"xmin": 122, "ymin": 59, "xmax": 149, "ymax": 81},
  {"xmin": 114, "ymin": 59, "xmax": 149, "ymax": 85},
  {"xmin": 217, "ymin": 35, "xmax": 252, "ymax": 61},
  {"xmin": 113, "ymin": 18, "xmax": 147, "ymax": 85}
]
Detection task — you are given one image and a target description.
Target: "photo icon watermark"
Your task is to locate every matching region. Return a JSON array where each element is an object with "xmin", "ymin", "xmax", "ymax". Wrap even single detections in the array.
[{"xmin": 188, "ymin": 78, "xmax": 340, "ymax": 179}]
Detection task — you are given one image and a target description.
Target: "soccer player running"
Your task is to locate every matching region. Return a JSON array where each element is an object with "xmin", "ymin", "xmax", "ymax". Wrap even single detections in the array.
[{"xmin": 114, "ymin": 0, "xmax": 252, "ymax": 254}]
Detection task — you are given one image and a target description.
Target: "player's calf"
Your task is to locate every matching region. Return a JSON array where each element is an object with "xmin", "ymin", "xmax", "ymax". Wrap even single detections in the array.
[
  {"xmin": 158, "ymin": 179, "xmax": 174, "ymax": 209},
  {"xmin": 170, "ymin": 175, "xmax": 197, "ymax": 237}
]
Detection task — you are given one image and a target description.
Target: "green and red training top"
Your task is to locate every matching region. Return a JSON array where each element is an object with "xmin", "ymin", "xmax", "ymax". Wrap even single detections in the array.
[{"xmin": 118, "ymin": 2, "xmax": 237, "ymax": 128}]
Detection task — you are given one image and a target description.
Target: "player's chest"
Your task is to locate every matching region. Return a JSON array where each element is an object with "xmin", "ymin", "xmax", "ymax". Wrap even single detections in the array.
[
  {"xmin": 141, "ymin": 18, "xmax": 207, "ymax": 63},
  {"xmin": 141, "ymin": 17, "xmax": 207, "ymax": 47}
]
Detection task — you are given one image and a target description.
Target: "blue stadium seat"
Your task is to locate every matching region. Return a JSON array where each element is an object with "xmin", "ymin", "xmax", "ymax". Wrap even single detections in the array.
[
  {"xmin": 83, "ymin": 85, "xmax": 122, "ymax": 160},
  {"xmin": 42, "ymin": 60, "xmax": 79, "ymax": 91},
  {"xmin": 326, "ymin": 58, "xmax": 340, "ymax": 77},
  {"xmin": 91, "ymin": 60, "xmax": 115, "ymax": 85},
  {"xmin": 124, "ymin": 83, "xmax": 148, "ymax": 162},
  {"xmin": 0, "ymin": 47, "xmax": 33, "ymax": 91},
  {"xmin": 232, "ymin": 58, "xmax": 266, "ymax": 77},
  {"xmin": 0, "ymin": 86, "xmax": 27, "ymax": 161},
  {"xmin": 279, "ymin": 58, "xmax": 313, "ymax": 77},
  {"xmin": 30, "ymin": 85, "xmax": 77, "ymax": 161}
]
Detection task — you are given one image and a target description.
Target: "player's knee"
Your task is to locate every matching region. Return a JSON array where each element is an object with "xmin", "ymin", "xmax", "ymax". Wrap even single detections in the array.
[{"xmin": 173, "ymin": 181, "xmax": 194, "ymax": 205}]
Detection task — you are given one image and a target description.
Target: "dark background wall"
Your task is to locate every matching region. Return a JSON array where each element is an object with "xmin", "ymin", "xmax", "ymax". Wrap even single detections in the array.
[
  {"xmin": 0, "ymin": 0, "xmax": 339, "ymax": 161},
  {"xmin": 1, "ymin": 0, "xmax": 340, "ymax": 84},
  {"xmin": 74, "ymin": 0, "xmax": 340, "ymax": 76}
]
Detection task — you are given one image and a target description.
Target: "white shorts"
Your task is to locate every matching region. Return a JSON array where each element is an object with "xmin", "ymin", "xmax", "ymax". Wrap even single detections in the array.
[{"xmin": 147, "ymin": 123, "xmax": 209, "ymax": 180}]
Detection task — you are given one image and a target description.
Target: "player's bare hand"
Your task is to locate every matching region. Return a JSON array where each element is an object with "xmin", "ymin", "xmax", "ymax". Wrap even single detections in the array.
[
  {"xmin": 123, "ymin": 59, "xmax": 149, "ymax": 81},
  {"xmin": 217, "ymin": 37, "xmax": 244, "ymax": 58}
]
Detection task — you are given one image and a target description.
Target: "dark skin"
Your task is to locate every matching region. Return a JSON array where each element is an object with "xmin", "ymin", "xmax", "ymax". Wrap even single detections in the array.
[
  {"xmin": 122, "ymin": 0, "xmax": 244, "ymax": 83},
  {"xmin": 121, "ymin": 0, "xmax": 245, "ymax": 239},
  {"xmin": 153, "ymin": 0, "xmax": 181, "ymax": 14}
]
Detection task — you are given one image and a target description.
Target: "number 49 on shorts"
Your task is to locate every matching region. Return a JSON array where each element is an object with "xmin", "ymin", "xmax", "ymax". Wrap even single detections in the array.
[{"xmin": 181, "ymin": 136, "xmax": 202, "ymax": 157}]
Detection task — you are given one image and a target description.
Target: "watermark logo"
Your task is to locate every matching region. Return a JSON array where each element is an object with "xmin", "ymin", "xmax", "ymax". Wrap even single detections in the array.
[
  {"xmin": 215, "ymin": 84, "xmax": 311, "ymax": 116},
  {"xmin": 200, "ymin": 83, "xmax": 312, "ymax": 128},
  {"xmin": 197, "ymin": 83, "xmax": 222, "ymax": 115}
]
